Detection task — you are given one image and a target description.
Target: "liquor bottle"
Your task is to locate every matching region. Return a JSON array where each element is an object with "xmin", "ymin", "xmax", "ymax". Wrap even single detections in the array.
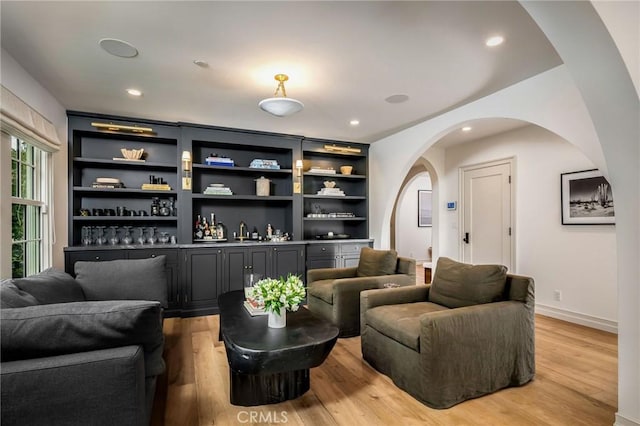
[
  {"xmin": 266, "ymin": 223, "xmax": 273, "ymax": 240},
  {"xmin": 194, "ymin": 214, "xmax": 203, "ymax": 239},
  {"xmin": 210, "ymin": 212, "xmax": 216, "ymax": 227},
  {"xmin": 203, "ymin": 217, "xmax": 211, "ymax": 238}
]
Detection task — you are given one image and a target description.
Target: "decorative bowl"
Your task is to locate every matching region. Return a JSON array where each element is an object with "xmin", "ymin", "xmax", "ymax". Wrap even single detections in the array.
[
  {"xmin": 323, "ymin": 181, "xmax": 336, "ymax": 188},
  {"xmin": 340, "ymin": 165, "xmax": 353, "ymax": 175},
  {"xmin": 121, "ymin": 148, "xmax": 144, "ymax": 160}
]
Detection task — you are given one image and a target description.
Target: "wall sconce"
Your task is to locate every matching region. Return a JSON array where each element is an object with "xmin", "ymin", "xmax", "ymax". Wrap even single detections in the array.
[
  {"xmin": 91, "ymin": 121, "xmax": 154, "ymax": 135},
  {"xmin": 323, "ymin": 144, "xmax": 361, "ymax": 154},
  {"xmin": 294, "ymin": 159, "xmax": 303, "ymax": 193},
  {"xmin": 182, "ymin": 151, "xmax": 192, "ymax": 190}
]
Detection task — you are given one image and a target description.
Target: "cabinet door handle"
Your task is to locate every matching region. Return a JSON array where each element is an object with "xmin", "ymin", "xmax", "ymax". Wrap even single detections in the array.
[
  {"xmin": 95, "ymin": 256, "xmax": 100, "ymax": 260},
  {"xmin": 151, "ymin": 254, "xmax": 156, "ymax": 258},
  {"xmin": 248, "ymin": 265, "xmax": 253, "ymax": 270},
  {"xmin": 321, "ymin": 248, "xmax": 326, "ymax": 251}
]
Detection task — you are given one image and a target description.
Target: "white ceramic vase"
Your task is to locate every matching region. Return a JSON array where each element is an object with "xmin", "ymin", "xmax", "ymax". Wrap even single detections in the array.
[{"xmin": 268, "ymin": 309, "xmax": 286, "ymax": 328}]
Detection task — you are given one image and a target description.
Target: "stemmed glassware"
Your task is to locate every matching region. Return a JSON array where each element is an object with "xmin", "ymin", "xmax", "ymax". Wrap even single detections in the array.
[
  {"xmin": 95, "ymin": 226, "xmax": 107, "ymax": 245},
  {"xmin": 121, "ymin": 226, "xmax": 133, "ymax": 245},
  {"xmin": 109, "ymin": 226, "xmax": 120, "ymax": 245},
  {"xmin": 81, "ymin": 226, "xmax": 93, "ymax": 246},
  {"xmin": 159, "ymin": 231, "xmax": 170, "ymax": 244},
  {"xmin": 137, "ymin": 227, "xmax": 146, "ymax": 245},
  {"xmin": 147, "ymin": 226, "xmax": 158, "ymax": 245}
]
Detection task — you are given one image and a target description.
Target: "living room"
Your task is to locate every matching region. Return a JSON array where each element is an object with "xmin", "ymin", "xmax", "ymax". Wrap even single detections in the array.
[{"xmin": 1, "ymin": 2, "xmax": 638, "ymax": 425}]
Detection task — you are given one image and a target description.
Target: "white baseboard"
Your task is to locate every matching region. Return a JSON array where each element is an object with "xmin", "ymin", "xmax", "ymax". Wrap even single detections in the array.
[
  {"xmin": 615, "ymin": 413, "xmax": 640, "ymax": 426},
  {"xmin": 536, "ymin": 304, "xmax": 618, "ymax": 334}
]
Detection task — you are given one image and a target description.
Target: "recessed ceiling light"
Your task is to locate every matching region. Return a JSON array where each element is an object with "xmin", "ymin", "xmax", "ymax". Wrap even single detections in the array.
[
  {"xmin": 349, "ymin": 119, "xmax": 360, "ymax": 126},
  {"xmin": 193, "ymin": 60, "xmax": 209, "ymax": 68},
  {"xmin": 126, "ymin": 88, "xmax": 142, "ymax": 96},
  {"xmin": 485, "ymin": 36, "xmax": 504, "ymax": 47},
  {"xmin": 385, "ymin": 94, "xmax": 410, "ymax": 104},
  {"xmin": 462, "ymin": 126, "xmax": 472, "ymax": 132},
  {"xmin": 99, "ymin": 38, "xmax": 138, "ymax": 58}
]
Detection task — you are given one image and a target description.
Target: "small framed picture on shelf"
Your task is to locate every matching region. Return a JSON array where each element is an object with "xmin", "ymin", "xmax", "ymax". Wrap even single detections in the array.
[
  {"xmin": 418, "ymin": 190, "xmax": 432, "ymax": 227},
  {"xmin": 560, "ymin": 169, "xmax": 615, "ymax": 225}
]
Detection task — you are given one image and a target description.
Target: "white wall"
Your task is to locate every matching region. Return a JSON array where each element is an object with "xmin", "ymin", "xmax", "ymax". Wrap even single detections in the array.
[
  {"xmin": 395, "ymin": 173, "xmax": 432, "ymax": 261},
  {"xmin": 436, "ymin": 125, "xmax": 617, "ymax": 329},
  {"xmin": 1, "ymin": 48, "xmax": 68, "ymax": 271}
]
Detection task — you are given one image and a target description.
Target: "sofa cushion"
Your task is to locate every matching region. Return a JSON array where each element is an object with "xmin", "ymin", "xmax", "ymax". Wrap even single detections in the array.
[
  {"xmin": 357, "ymin": 247, "xmax": 398, "ymax": 277},
  {"xmin": 0, "ymin": 280, "xmax": 39, "ymax": 308},
  {"xmin": 75, "ymin": 256, "xmax": 167, "ymax": 307},
  {"xmin": 0, "ymin": 300, "xmax": 165, "ymax": 377},
  {"xmin": 365, "ymin": 302, "xmax": 449, "ymax": 351},
  {"xmin": 308, "ymin": 279, "xmax": 334, "ymax": 304},
  {"xmin": 429, "ymin": 257, "xmax": 507, "ymax": 309},
  {"xmin": 11, "ymin": 268, "xmax": 85, "ymax": 305}
]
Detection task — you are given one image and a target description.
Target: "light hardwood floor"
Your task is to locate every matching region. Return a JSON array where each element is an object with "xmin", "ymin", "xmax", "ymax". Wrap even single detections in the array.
[{"xmin": 152, "ymin": 270, "xmax": 617, "ymax": 426}]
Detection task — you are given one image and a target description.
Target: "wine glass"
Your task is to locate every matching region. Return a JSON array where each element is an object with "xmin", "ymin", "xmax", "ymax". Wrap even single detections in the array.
[
  {"xmin": 137, "ymin": 227, "xmax": 146, "ymax": 245},
  {"xmin": 81, "ymin": 226, "xmax": 93, "ymax": 246},
  {"xmin": 147, "ymin": 226, "xmax": 158, "ymax": 244},
  {"xmin": 121, "ymin": 226, "xmax": 133, "ymax": 245},
  {"xmin": 159, "ymin": 231, "xmax": 170, "ymax": 244},
  {"xmin": 109, "ymin": 226, "xmax": 120, "ymax": 245},
  {"xmin": 95, "ymin": 226, "xmax": 107, "ymax": 245}
]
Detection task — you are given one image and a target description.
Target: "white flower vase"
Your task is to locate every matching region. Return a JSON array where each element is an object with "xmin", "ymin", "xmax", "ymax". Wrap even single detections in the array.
[{"xmin": 268, "ymin": 309, "xmax": 286, "ymax": 328}]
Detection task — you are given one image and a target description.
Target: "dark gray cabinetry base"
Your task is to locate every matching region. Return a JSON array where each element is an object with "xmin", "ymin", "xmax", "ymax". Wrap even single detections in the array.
[
  {"xmin": 65, "ymin": 243, "xmax": 311, "ymax": 317},
  {"xmin": 64, "ymin": 247, "xmax": 181, "ymax": 317},
  {"xmin": 305, "ymin": 241, "xmax": 372, "ymax": 271}
]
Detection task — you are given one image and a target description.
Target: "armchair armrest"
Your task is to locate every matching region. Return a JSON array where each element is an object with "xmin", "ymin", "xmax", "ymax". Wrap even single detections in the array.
[
  {"xmin": 361, "ymin": 284, "xmax": 429, "ymax": 312},
  {"xmin": 418, "ymin": 300, "xmax": 535, "ymax": 404},
  {"xmin": 1, "ymin": 346, "xmax": 148, "ymax": 426},
  {"xmin": 307, "ymin": 267, "xmax": 357, "ymax": 283}
]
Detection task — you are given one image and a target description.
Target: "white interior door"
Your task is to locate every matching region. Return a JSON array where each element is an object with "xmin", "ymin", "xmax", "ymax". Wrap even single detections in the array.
[{"xmin": 461, "ymin": 160, "xmax": 513, "ymax": 270}]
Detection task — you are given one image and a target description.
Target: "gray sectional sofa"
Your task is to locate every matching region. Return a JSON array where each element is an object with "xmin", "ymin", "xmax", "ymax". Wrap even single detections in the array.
[{"xmin": 1, "ymin": 257, "xmax": 167, "ymax": 426}]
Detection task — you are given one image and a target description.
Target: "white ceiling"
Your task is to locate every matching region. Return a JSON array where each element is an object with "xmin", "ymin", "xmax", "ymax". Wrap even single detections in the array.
[{"xmin": 0, "ymin": 1, "xmax": 562, "ymax": 143}]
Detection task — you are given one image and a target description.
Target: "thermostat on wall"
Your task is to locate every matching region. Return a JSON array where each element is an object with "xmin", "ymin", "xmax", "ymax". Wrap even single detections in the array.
[{"xmin": 447, "ymin": 201, "xmax": 457, "ymax": 211}]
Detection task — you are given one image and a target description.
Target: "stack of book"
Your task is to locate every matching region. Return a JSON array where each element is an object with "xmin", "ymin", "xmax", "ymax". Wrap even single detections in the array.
[
  {"xmin": 203, "ymin": 183, "xmax": 233, "ymax": 195},
  {"xmin": 309, "ymin": 167, "xmax": 336, "ymax": 174},
  {"xmin": 249, "ymin": 159, "xmax": 280, "ymax": 169},
  {"xmin": 92, "ymin": 177, "xmax": 124, "ymax": 189},
  {"xmin": 317, "ymin": 187, "xmax": 345, "ymax": 196},
  {"xmin": 205, "ymin": 155, "xmax": 234, "ymax": 167},
  {"xmin": 243, "ymin": 288, "xmax": 267, "ymax": 316}
]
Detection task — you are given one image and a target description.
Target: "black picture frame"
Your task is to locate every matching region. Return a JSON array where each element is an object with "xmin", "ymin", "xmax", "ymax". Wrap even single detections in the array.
[
  {"xmin": 561, "ymin": 169, "xmax": 615, "ymax": 225},
  {"xmin": 418, "ymin": 190, "xmax": 432, "ymax": 227}
]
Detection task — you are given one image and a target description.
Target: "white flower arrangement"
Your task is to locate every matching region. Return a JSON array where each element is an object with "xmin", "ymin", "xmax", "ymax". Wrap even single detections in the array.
[{"xmin": 250, "ymin": 274, "xmax": 306, "ymax": 315}]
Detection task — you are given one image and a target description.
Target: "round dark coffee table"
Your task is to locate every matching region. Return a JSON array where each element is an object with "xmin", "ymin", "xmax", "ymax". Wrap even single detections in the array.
[{"xmin": 218, "ymin": 290, "xmax": 339, "ymax": 406}]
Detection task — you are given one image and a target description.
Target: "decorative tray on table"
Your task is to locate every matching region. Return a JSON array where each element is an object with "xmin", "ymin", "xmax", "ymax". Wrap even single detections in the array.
[{"xmin": 315, "ymin": 233, "xmax": 350, "ymax": 240}]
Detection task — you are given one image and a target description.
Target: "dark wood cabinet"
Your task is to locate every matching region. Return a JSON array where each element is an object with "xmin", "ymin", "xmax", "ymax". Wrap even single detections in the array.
[
  {"xmin": 183, "ymin": 248, "xmax": 224, "ymax": 316},
  {"xmin": 305, "ymin": 241, "xmax": 372, "ymax": 271},
  {"xmin": 223, "ymin": 246, "xmax": 270, "ymax": 292},
  {"xmin": 271, "ymin": 245, "xmax": 306, "ymax": 279}
]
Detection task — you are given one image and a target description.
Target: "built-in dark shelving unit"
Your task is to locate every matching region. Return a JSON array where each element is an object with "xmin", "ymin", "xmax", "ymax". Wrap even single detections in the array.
[{"xmin": 66, "ymin": 112, "xmax": 372, "ymax": 317}]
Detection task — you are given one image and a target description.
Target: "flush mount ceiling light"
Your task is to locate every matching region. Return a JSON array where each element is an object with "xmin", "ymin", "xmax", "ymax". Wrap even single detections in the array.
[
  {"xmin": 126, "ymin": 88, "xmax": 142, "ymax": 96},
  {"xmin": 99, "ymin": 38, "xmax": 138, "ymax": 58},
  {"xmin": 258, "ymin": 74, "xmax": 304, "ymax": 117},
  {"xmin": 485, "ymin": 35, "xmax": 505, "ymax": 47}
]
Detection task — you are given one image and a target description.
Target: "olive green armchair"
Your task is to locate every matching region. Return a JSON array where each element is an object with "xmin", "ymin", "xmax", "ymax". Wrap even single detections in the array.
[
  {"xmin": 360, "ymin": 257, "xmax": 535, "ymax": 408},
  {"xmin": 307, "ymin": 247, "xmax": 416, "ymax": 337}
]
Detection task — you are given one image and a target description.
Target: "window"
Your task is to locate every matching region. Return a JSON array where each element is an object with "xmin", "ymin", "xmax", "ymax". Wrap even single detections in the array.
[{"xmin": 11, "ymin": 136, "xmax": 51, "ymax": 278}]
